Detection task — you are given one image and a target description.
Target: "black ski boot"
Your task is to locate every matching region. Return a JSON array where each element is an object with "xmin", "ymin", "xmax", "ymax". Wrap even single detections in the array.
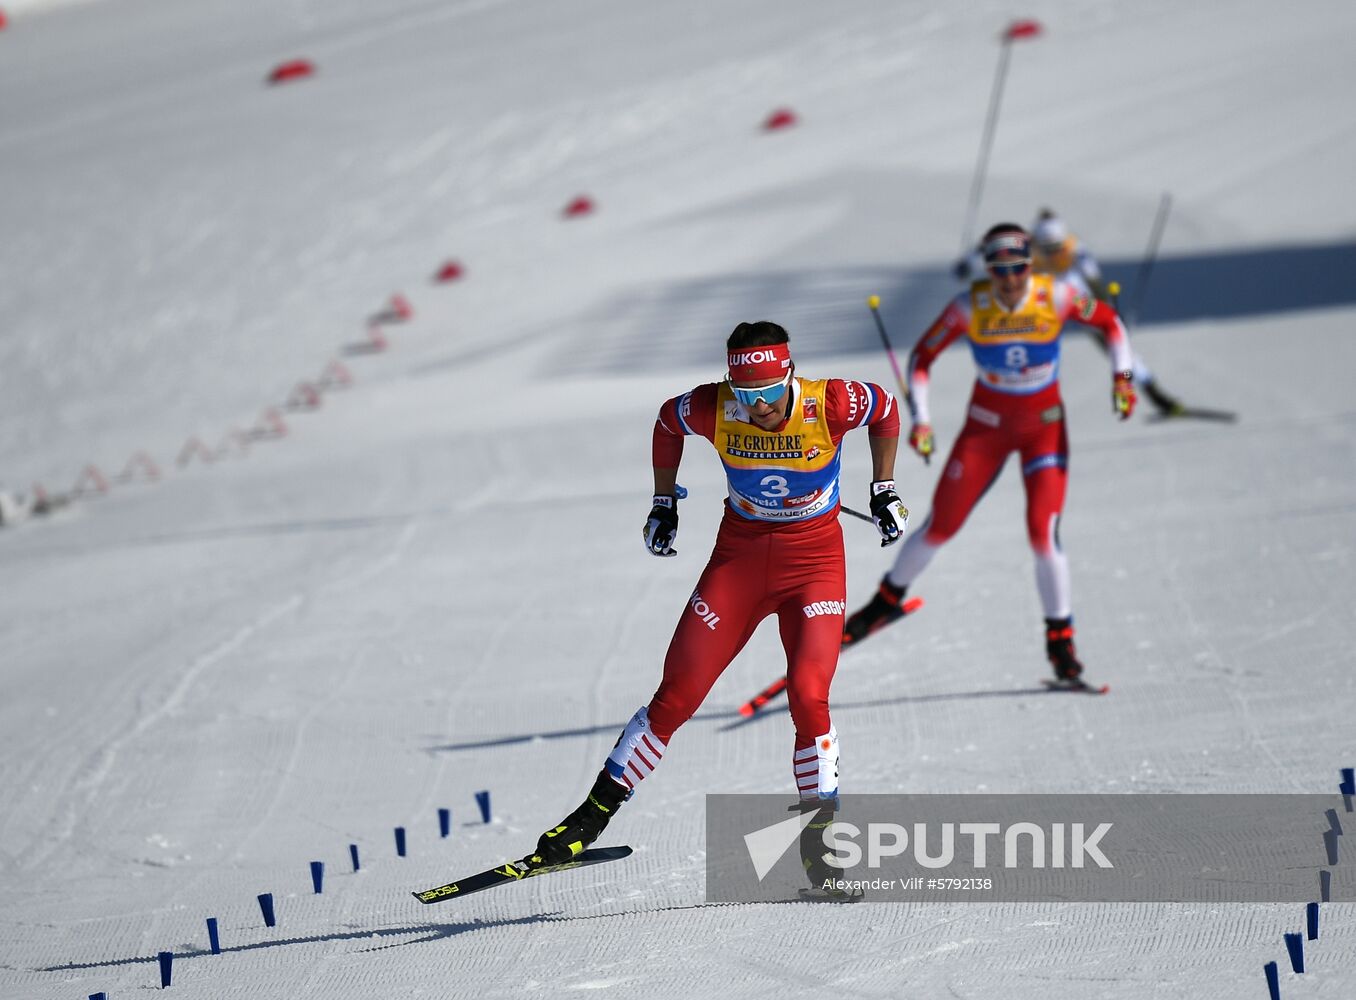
[
  {"xmin": 842, "ymin": 579, "xmax": 909, "ymax": 647},
  {"xmin": 1044, "ymin": 617, "xmax": 1084, "ymax": 682},
  {"xmin": 798, "ymin": 800, "xmax": 862, "ymax": 901},
  {"xmin": 530, "ymin": 769, "xmax": 630, "ymax": 867},
  {"xmin": 1143, "ymin": 378, "xmax": 1185, "ymax": 417}
]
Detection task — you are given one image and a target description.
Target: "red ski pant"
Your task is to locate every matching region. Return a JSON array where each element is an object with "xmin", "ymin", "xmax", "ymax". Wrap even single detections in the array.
[
  {"xmin": 647, "ymin": 511, "xmax": 846, "ymax": 746},
  {"xmin": 924, "ymin": 404, "xmax": 1069, "ymax": 553}
]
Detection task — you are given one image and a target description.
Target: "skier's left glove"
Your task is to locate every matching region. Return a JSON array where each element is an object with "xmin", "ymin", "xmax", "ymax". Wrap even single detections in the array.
[
  {"xmin": 643, "ymin": 494, "xmax": 679, "ymax": 556},
  {"xmin": 1112, "ymin": 371, "xmax": 1137, "ymax": 421},
  {"xmin": 868, "ymin": 481, "xmax": 910, "ymax": 548}
]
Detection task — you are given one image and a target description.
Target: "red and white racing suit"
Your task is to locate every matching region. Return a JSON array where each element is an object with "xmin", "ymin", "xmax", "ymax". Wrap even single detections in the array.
[
  {"xmin": 605, "ymin": 376, "xmax": 898, "ymax": 801},
  {"xmin": 886, "ymin": 274, "xmax": 1132, "ymax": 618}
]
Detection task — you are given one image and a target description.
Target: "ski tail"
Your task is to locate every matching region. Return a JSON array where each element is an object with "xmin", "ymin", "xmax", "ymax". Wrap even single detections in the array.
[
  {"xmin": 1155, "ymin": 405, "xmax": 1237, "ymax": 423},
  {"xmin": 1041, "ymin": 678, "xmax": 1110, "ymax": 695},
  {"xmin": 739, "ymin": 596, "xmax": 923, "ymax": 717},
  {"xmin": 739, "ymin": 677, "xmax": 788, "ymax": 717}
]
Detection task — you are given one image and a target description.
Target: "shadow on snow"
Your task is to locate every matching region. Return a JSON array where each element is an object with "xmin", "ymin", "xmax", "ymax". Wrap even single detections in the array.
[
  {"xmin": 550, "ymin": 237, "xmax": 1356, "ymax": 377},
  {"xmin": 39, "ymin": 913, "xmax": 560, "ymax": 972},
  {"xmin": 426, "ymin": 685, "xmax": 1052, "ymax": 753}
]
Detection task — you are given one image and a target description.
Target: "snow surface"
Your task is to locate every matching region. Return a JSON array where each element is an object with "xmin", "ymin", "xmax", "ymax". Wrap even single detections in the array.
[{"xmin": 2, "ymin": 0, "xmax": 1355, "ymax": 997}]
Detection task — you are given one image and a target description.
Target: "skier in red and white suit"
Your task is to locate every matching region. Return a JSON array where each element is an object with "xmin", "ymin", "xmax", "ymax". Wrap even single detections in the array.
[
  {"xmin": 531, "ymin": 321, "xmax": 908, "ymax": 882},
  {"xmin": 843, "ymin": 223, "xmax": 1138, "ymax": 682}
]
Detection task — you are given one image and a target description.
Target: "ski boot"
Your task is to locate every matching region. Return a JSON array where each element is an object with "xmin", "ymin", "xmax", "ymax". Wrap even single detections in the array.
[
  {"xmin": 1044, "ymin": 617, "xmax": 1085, "ymax": 683},
  {"xmin": 797, "ymin": 799, "xmax": 862, "ymax": 901},
  {"xmin": 1143, "ymin": 378, "xmax": 1185, "ymax": 417},
  {"xmin": 530, "ymin": 769, "xmax": 630, "ymax": 867},
  {"xmin": 842, "ymin": 579, "xmax": 909, "ymax": 647}
]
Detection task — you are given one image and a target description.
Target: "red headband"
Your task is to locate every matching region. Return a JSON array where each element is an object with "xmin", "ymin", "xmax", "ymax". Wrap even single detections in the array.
[{"xmin": 727, "ymin": 343, "xmax": 792, "ymax": 382}]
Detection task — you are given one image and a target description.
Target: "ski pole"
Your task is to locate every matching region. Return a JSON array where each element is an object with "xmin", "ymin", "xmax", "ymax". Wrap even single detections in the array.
[
  {"xmin": 866, "ymin": 295, "xmax": 928, "ymax": 465},
  {"xmin": 1126, "ymin": 191, "xmax": 1172, "ymax": 327},
  {"xmin": 840, "ymin": 504, "xmax": 874, "ymax": 525},
  {"xmin": 958, "ymin": 20, "xmax": 1044, "ymax": 254},
  {"xmin": 680, "ymin": 487, "xmax": 875, "ymax": 530}
]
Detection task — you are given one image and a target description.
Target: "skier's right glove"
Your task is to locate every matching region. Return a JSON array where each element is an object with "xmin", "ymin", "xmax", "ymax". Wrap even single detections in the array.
[
  {"xmin": 1112, "ymin": 371, "xmax": 1137, "ymax": 421},
  {"xmin": 908, "ymin": 423, "xmax": 934, "ymax": 462},
  {"xmin": 868, "ymin": 481, "xmax": 910, "ymax": 548},
  {"xmin": 643, "ymin": 494, "xmax": 679, "ymax": 556}
]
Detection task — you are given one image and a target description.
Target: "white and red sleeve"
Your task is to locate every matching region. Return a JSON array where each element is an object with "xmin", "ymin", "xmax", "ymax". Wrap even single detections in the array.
[
  {"xmin": 825, "ymin": 379, "xmax": 899, "ymax": 443},
  {"xmin": 1055, "ymin": 280, "xmax": 1133, "ymax": 374},
  {"xmin": 652, "ymin": 383, "xmax": 718, "ymax": 468},
  {"xmin": 907, "ymin": 293, "xmax": 970, "ymax": 426}
]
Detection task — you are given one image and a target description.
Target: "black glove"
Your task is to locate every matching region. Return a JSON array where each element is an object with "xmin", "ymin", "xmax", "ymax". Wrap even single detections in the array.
[
  {"xmin": 868, "ymin": 480, "xmax": 909, "ymax": 547},
  {"xmin": 643, "ymin": 494, "xmax": 679, "ymax": 556}
]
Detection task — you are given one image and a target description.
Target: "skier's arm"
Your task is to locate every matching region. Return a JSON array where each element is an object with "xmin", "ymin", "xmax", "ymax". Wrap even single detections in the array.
[
  {"xmin": 906, "ymin": 296, "xmax": 969, "ymax": 427},
  {"xmin": 1061, "ymin": 290, "xmax": 1133, "ymax": 374},
  {"xmin": 824, "ymin": 379, "xmax": 900, "ymax": 440},
  {"xmin": 823, "ymin": 380, "xmax": 907, "ymax": 543},
  {"xmin": 647, "ymin": 385, "xmax": 717, "ymax": 556},
  {"xmin": 1058, "ymin": 284, "xmax": 1137, "ymax": 419},
  {"xmin": 647, "ymin": 410, "xmax": 684, "ymax": 556},
  {"xmin": 869, "ymin": 432, "xmax": 899, "ymax": 482},
  {"xmin": 866, "ymin": 414, "xmax": 908, "ymax": 546},
  {"xmin": 652, "ymin": 384, "xmax": 718, "ymax": 470}
]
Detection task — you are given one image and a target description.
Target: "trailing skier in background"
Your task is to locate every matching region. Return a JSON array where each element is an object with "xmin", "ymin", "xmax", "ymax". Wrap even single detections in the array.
[
  {"xmin": 531, "ymin": 320, "xmax": 909, "ymax": 896},
  {"xmin": 846, "ymin": 223, "xmax": 1136, "ymax": 690},
  {"xmin": 1029, "ymin": 208, "xmax": 1187, "ymax": 416}
]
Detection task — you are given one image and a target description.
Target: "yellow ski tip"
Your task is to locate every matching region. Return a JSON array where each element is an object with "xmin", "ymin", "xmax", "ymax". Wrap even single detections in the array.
[
  {"xmin": 1107, "ymin": 281, "xmax": 1121, "ymax": 296},
  {"xmin": 867, "ymin": 294, "xmax": 881, "ymax": 309}
]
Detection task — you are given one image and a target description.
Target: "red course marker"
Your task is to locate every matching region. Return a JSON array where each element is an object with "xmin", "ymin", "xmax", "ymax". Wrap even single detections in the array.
[
  {"xmin": 268, "ymin": 59, "xmax": 315, "ymax": 85},
  {"xmin": 562, "ymin": 195, "xmax": 595, "ymax": 218},
  {"xmin": 1003, "ymin": 20, "xmax": 1042, "ymax": 41}
]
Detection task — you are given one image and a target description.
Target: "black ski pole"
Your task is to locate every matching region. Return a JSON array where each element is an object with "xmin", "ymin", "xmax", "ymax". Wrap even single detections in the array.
[
  {"xmin": 866, "ymin": 294, "xmax": 928, "ymax": 466},
  {"xmin": 840, "ymin": 505, "xmax": 875, "ymax": 525},
  {"xmin": 1127, "ymin": 191, "xmax": 1172, "ymax": 327},
  {"xmin": 958, "ymin": 20, "xmax": 1045, "ymax": 254}
]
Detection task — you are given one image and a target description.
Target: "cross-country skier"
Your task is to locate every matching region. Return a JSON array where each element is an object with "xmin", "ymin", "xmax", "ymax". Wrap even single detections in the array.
[
  {"xmin": 1030, "ymin": 208, "xmax": 1184, "ymax": 416},
  {"xmin": 843, "ymin": 223, "xmax": 1137, "ymax": 685},
  {"xmin": 530, "ymin": 320, "xmax": 908, "ymax": 893},
  {"xmin": 957, "ymin": 210, "xmax": 1186, "ymax": 416}
]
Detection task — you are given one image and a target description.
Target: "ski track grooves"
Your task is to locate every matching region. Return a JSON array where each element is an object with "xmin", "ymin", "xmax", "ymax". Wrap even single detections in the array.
[{"xmin": 12, "ymin": 591, "xmax": 307, "ymax": 877}]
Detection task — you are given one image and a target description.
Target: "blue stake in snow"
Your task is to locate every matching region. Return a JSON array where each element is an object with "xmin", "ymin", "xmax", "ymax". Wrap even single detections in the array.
[
  {"xmin": 1307, "ymin": 901, "xmax": 1319, "ymax": 941},
  {"xmin": 395, "ymin": 826, "xmax": 407, "ymax": 857},
  {"xmin": 310, "ymin": 860, "xmax": 324, "ymax": 894},
  {"xmin": 1284, "ymin": 932, "xmax": 1304, "ymax": 974},
  {"xmin": 1263, "ymin": 960, "xmax": 1280, "ymax": 1000},
  {"xmin": 89, "ymin": 993, "xmax": 108, "ymax": 1000},
  {"xmin": 1320, "ymin": 870, "xmax": 1331, "ymax": 903},
  {"xmin": 475, "ymin": 790, "xmax": 491, "ymax": 824},
  {"xmin": 1323, "ymin": 829, "xmax": 1338, "ymax": 865},
  {"xmin": 158, "ymin": 951, "xmax": 173, "ymax": 988},
  {"xmin": 257, "ymin": 892, "xmax": 276, "ymax": 927},
  {"xmin": 1340, "ymin": 767, "xmax": 1354, "ymax": 795},
  {"xmin": 439, "ymin": 808, "xmax": 451, "ymax": 838},
  {"xmin": 206, "ymin": 917, "xmax": 221, "ymax": 955},
  {"xmin": 349, "ymin": 843, "xmax": 360, "ymax": 872}
]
